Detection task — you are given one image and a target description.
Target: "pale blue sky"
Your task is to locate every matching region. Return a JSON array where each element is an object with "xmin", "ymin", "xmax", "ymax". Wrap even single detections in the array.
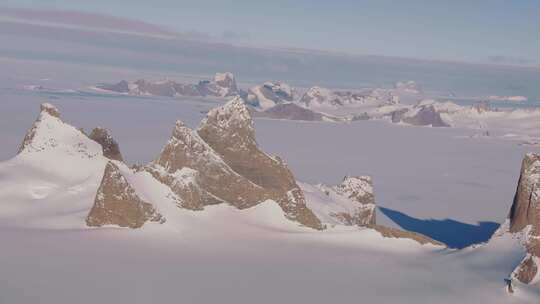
[{"xmin": 2, "ymin": 0, "xmax": 540, "ymax": 65}]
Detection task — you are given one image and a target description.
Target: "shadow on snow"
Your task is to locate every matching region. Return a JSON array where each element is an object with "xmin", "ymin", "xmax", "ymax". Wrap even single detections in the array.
[{"xmin": 379, "ymin": 207, "xmax": 500, "ymax": 249}]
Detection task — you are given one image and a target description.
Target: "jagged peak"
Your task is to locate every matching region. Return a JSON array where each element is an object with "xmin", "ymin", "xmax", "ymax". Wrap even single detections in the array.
[
  {"xmin": 509, "ymin": 153, "xmax": 540, "ymax": 233},
  {"xmin": 172, "ymin": 120, "xmax": 190, "ymax": 138},
  {"xmin": 40, "ymin": 102, "xmax": 61, "ymax": 118},
  {"xmin": 199, "ymin": 97, "xmax": 253, "ymax": 131}
]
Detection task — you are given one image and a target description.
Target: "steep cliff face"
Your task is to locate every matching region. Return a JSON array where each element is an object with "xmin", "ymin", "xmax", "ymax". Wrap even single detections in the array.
[
  {"xmin": 504, "ymin": 153, "xmax": 540, "ymax": 284},
  {"xmin": 87, "ymin": 162, "xmax": 164, "ymax": 228}
]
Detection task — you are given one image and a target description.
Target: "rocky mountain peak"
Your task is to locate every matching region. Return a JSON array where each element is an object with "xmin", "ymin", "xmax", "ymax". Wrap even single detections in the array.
[
  {"xmin": 87, "ymin": 161, "xmax": 164, "ymax": 228},
  {"xmin": 18, "ymin": 103, "xmax": 102, "ymax": 157},
  {"xmin": 509, "ymin": 153, "xmax": 540, "ymax": 233},
  {"xmin": 198, "ymin": 97, "xmax": 256, "ymax": 151},
  {"xmin": 88, "ymin": 127, "xmax": 123, "ymax": 161}
]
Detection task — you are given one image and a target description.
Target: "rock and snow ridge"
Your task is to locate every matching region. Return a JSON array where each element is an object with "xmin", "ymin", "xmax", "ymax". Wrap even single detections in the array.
[{"xmin": 2, "ymin": 101, "xmax": 446, "ymax": 247}]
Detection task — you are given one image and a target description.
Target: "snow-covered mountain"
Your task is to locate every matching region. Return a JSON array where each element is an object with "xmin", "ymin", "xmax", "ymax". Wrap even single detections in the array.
[
  {"xmin": 95, "ymin": 72, "xmax": 240, "ymax": 98},
  {"xmin": 1, "ymin": 100, "xmax": 445, "ymax": 244},
  {"xmin": 299, "ymin": 86, "xmax": 399, "ymax": 109},
  {"xmin": 245, "ymin": 81, "xmax": 295, "ymax": 110}
]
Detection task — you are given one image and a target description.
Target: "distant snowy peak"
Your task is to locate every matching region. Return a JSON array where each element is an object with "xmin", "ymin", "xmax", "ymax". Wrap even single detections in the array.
[
  {"xmin": 245, "ymin": 81, "xmax": 295, "ymax": 110},
  {"xmin": 96, "ymin": 72, "xmax": 239, "ymax": 98},
  {"xmin": 251, "ymin": 102, "xmax": 343, "ymax": 122},
  {"xmin": 394, "ymin": 80, "xmax": 422, "ymax": 94},
  {"xmin": 17, "ymin": 103, "xmax": 102, "ymax": 158},
  {"xmin": 391, "ymin": 100, "xmax": 451, "ymax": 127},
  {"xmin": 299, "ymin": 86, "xmax": 399, "ymax": 109},
  {"xmin": 212, "ymin": 72, "xmax": 238, "ymax": 96}
]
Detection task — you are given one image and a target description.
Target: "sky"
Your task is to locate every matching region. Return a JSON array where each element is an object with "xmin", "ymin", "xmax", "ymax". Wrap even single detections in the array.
[{"xmin": 1, "ymin": 0, "xmax": 540, "ymax": 65}]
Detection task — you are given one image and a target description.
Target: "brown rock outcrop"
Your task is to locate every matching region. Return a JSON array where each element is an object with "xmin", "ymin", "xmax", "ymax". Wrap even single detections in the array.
[
  {"xmin": 513, "ymin": 255, "xmax": 538, "ymax": 284},
  {"xmin": 87, "ymin": 162, "xmax": 164, "ymax": 228},
  {"xmin": 505, "ymin": 153, "xmax": 540, "ymax": 283},
  {"xmin": 88, "ymin": 127, "xmax": 124, "ymax": 161}
]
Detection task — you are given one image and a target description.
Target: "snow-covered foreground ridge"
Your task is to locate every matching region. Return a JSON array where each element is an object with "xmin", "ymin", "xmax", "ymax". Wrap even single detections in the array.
[{"xmin": 3, "ymin": 100, "xmax": 540, "ymax": 299}]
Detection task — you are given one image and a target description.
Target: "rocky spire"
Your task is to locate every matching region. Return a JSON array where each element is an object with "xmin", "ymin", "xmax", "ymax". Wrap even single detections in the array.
[
  {"xmin": 18, "ymin": 103, "xmax": 61, "ymax": 153},
  {"xmin": 505, "ymin": 153, "xmax": 540, "ymax": 284},
  {"xmin": 198, "ymin": 98, "xmax": 323, "ymax": 229},
  {"xmin": 509, "ymin": 153, "xmax": 540, "ymax": 233},
  {"xmin": 87, "ymin": 162, "xmax": 164, "ymax": 228},
  {"xmin": 88, "ymin": 127, "xmax": 124, "ymax": 161}
]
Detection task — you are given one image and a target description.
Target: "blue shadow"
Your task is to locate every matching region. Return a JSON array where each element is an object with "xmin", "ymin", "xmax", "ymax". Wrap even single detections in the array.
[{"xmin": 379, "ymin": 207, "xmax": 500, "ymax": 249}]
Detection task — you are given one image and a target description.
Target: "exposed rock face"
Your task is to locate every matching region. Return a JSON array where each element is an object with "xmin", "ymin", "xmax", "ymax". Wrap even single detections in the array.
[
  {"xmin": 150, "ymin": 97, "xmax": 323, "ymax": 229},
  {"xmin": 513, "ymin": 255, "xmax": 538, "ymax": 284},
  {"xmin": 499, "ymin": 153, "xmax": 540, "ymax": 284},
  {"xmin": 198, "ymin": 98, "xmax": 322, "ymax": 229},
  {"xmin": 509, "ymin": 153, "xmax": 540, "ymax": 233},
  {"xmin": 87, "ymin": 162, "xmax": 164, "ymax": 228},
  {"xmin": 88, "ymin": 127, "xmax": 123, "ymax": 161},
  {"xmin": 148, "ymin": 120, "xmax": 266, "ymax": 210}
]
